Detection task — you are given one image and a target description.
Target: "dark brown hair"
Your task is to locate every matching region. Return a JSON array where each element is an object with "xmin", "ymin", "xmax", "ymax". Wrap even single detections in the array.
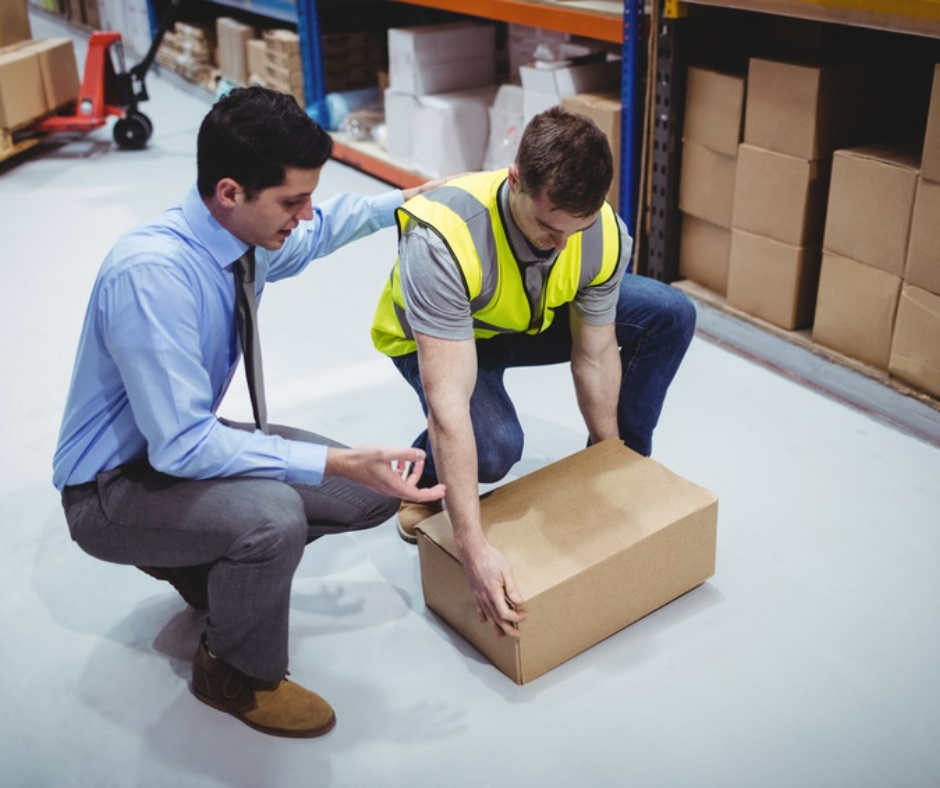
[
  {"xmin": 197, "ymin": 86, "xmax": 333, "ymax": 199},
  {"xmin": 515, "ymin": 105, "xmax": 614, "ymax": 217}
]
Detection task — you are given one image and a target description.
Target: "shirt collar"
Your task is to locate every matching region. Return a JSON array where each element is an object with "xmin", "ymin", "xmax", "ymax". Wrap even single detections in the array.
[
  {"xmin": 498, "ymin": 179, "xmax": 557, "ymax": 265},
  {"xmin": 181, "ymin": 183, "xmax": 251, "ymax": 269}
]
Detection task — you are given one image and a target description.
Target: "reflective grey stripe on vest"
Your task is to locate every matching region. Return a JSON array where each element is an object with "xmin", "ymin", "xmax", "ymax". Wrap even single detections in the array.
[
  {"xmin": 421, "ymin": 185, "xmax": 499, "ymax": 312},
  {"xmin": 391, "ymin": 266, "xmax": 414, "ymax": 341},
  {"xmin": 576, "ymin": 217, "xmax": 607, "ymax": 290}
]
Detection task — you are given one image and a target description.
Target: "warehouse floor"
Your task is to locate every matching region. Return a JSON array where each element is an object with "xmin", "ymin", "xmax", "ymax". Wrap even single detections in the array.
[{"xmin": 3, "ymin": 12, "xmax": 940, "ymax": 788}]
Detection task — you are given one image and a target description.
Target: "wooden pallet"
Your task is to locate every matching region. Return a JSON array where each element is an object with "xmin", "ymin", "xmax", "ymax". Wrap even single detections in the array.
[{"xmin": 0, "ymin": 128, "xmax": 39, "ymax": 164}]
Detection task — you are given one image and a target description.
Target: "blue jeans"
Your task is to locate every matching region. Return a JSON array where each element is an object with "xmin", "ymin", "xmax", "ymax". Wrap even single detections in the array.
[{"xmin": 391, "ymin": 274, "xmax": 696, "ymax": 485}]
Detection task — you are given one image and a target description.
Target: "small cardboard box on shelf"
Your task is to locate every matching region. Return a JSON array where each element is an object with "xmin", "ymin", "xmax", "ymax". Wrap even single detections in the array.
[
  {"xmin": 519, "ymin": 58, "xmax": 619, "ymax": 122},
  {"xmin": 388, "ymin": 22, "xmax": 495, "ymax": 96},
  {"xmin": 726, "ymin": 228, "xmax": 822, "ymax": 331},
  {"xmin": 684, "ymin": 65, "xmax": 746, "ymax": 159},
  {"xmin": 732, "ymin": 143, "xmax": 831, "ymax": 247},
  {"xmin": 823, "ymin": 142, "xmax": 920, "ymax": 278},
  {"xmin": 812, "ymin": 252, "xmax": 902, "ymax": 370},
  {"xmin": 679, "ymin": 141, "xmax": 737, "ymax": 229},
  {"xmin": 905, "ymin": 178, "xmax": 940, "ymax": 297},
  {"xmin": 679, "ymin": 214, "xmax": 731, "ymax": 296},
  {"xmin": 0, "ymin": 0, "xmax": 31, "ymax": 48},
  {"xmin": 889, "ymin": 285, "xmax": 940, "ymax": 399}
]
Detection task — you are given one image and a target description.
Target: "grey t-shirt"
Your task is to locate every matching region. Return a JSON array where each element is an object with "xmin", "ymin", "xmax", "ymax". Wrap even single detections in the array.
[{"xmin": 399, "ymin": 181, "xmax": 633, "ymax": 341}]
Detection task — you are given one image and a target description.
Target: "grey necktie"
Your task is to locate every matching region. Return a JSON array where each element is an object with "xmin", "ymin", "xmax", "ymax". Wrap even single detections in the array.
[{"xmin": 233, "ymin": 247, "xmax": 268, "ymax": 433}]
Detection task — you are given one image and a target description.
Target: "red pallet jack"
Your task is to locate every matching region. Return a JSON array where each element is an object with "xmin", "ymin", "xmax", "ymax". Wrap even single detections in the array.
[{"xmin": 17, "ymin": 0, "xmax": 183, "ymax": 153}]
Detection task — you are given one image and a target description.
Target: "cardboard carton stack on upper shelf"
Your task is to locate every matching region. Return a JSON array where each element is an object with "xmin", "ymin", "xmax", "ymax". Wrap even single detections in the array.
[
  {"xmin": 385, "ymin": 22, "xmax": 498, "ymax": 177},
  {"xmin": 677, "ymin": 66, "xmax": 746, "ymax": 295},
  {"xmin": 321, "ymin": 31, "xmax": 384, "ymax": 94},
  {"xmin": 262, "ymin": 30, "xmax": 304, "ymax": 108},
  {"xmin": 812, "ymin": 142, "xmax": 919, "ymax": 370},
  {"xmin": 0, "ymin": 0, "xmax": 30, "ymax": 48},
  {"xmin": 217, "ymin": 17, "xmax": 256, "ymax": 88},
  {"xmin": 156, "ymin": 21, "xmax": 215, "ymax": 88},
  {"xmin": 725, "ymin": 56, "xmax": 912, "ymax": 331},
  {"xmin": 887, "ymin": 65, "xmax": 940, "ymax": 399}
]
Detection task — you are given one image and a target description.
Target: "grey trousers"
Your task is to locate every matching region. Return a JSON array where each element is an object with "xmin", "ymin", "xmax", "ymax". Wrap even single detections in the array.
[{"xmin": 60, "ymin": 420, "xmax": 398, "ymax": 680}]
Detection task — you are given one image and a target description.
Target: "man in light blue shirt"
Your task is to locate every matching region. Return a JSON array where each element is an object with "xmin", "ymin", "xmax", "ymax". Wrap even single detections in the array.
[{"xmin": 54, "ymin": 86, "xmax": 445, "ymax": 739}]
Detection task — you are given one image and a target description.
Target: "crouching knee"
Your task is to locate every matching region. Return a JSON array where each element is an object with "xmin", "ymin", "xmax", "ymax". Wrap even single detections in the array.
[
  {"xmin": 229, "ymin": 485, "xmax": 308, "ymax": 562},
  {"xmin": 476, "ymin": 430, "xmax": 524, "ymax": 484}
]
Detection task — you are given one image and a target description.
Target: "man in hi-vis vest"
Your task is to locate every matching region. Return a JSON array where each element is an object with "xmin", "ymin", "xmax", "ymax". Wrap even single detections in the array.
[{"xmin": 372, "ymin": 106, "xmax": 696, "ymax": 638}]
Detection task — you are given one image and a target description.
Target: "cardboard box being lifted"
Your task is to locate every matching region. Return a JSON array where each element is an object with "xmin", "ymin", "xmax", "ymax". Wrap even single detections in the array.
[{"xmin": 416, "ymin": 440, "xmax": 718, "ymax": 685}]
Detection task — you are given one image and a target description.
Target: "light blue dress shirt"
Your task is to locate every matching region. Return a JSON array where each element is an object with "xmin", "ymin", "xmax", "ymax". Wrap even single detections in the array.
[{"xmin": 53, "ymin": 184, "xmax": 402, "ymax": 491}]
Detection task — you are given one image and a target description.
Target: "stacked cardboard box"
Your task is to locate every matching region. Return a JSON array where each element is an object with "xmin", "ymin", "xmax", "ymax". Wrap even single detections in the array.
[
  {"xmin": 156, "ymin": 22, "xmax": 215, "ymax": 89},
  {"xmin": 246, "ymin": 38, "xmax": 266, "ymax": 87},
  {"xmin": 0, "ymin": 38, "xmax": 79, "ymax": 129},
  {"xmin": 678, "ymin": 66, "xmax": 746, "ymax": 295},
  {"xmin": 812, "ymin": 142, "xmax": 919, "ymax": 370},
  {"xmin": 82, "ymin": 0, "xmax": 100, "ymax": 31},
  {"xmin": 322, "ymin": 31, "xmax": 384, "ymax": 93},
  {"xmin": 887, "ymin": 65, "xmax": 940, "ymax": 398},
  {"xmin": 0, "ymin": 0, "xmax": 31, "ymax": 48},
  {"xmin": 726, "ymin": 56, "xmax": 916, "ymax": 330},
  {"xmin": 217, "ymin": 17, "xmax": 255, "ymax": 87},
  {"xmin": 385, "ymin": 23, "xmax": 497, "ymax": 177},
  {"xmin": 519, "ymin": 58, "xmax": 620, "ymax": 125},
  {"xmin": 263, "ymin": 29, "xmax": 304, "ymax": 108}
]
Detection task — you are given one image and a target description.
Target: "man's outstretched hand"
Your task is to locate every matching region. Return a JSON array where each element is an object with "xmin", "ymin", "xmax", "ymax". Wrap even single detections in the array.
[{"xmin": 326, "ymin": 446, "xmax": 446, "ymax": 502}]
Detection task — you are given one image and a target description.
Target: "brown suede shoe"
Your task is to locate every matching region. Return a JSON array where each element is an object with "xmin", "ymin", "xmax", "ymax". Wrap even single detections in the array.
[
  {"xmin": 397, "ymin": 500, "xmax": 444, "ymax": 543},
  {"xmin": 137, "ymin": 565, "xmax": 210, "ymax": 610},
  {"xmin": 191, "ymin": 635, "xmax": 336, "ymax": 739}
]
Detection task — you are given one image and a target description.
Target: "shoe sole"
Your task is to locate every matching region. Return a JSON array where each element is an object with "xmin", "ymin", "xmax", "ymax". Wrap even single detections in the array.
[
  {"xmin": 190, "ymin": 684, "xmax": 336, "ymax": 739},
  {"xmin": 396, "ymin": 520, "xmax": 418, "ymax": 544}
]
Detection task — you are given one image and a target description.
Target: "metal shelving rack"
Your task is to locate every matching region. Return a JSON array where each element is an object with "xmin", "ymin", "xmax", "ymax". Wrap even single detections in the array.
[
  {"xmin": 205, "ymin": 0, "xmax": 298, "ymax": 23},
  {"xmin": 301, "ymin": 0, "xmax": 645, "ymax": 234},
  {"xmin": 647, "ymin": 0, "xmax": 940, "ymax": 446}
]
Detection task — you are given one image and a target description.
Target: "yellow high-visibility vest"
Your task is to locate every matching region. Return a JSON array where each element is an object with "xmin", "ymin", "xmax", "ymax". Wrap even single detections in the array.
[{"xmin": 371, "ymin": 169, "xmax": 622, "ymax": 357}]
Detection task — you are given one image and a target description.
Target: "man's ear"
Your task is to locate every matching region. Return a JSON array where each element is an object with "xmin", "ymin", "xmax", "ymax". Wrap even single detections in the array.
[
  {"xmin": 507, "ymin": 163, "xmax": 520, "ymax": 193},
  {"xmin": 215, "ymin": 178, "xmax": 243, "ymax": 208}
]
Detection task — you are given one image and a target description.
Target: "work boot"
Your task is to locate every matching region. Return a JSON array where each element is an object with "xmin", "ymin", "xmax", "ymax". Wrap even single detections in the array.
[
  {"xmin": 137, "ymin": 565, "xmax": 210, "ymax": 610},
  {"xmin": 191, "ymin": 634, "xmax": 336, "ymax": 739},
  {"xmin": 397, "ymin": 500, "xmax": 444, "ymax": 543}
]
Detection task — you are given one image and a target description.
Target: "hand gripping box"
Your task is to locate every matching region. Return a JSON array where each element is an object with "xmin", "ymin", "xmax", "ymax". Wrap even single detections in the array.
[{"xmin": 415, "ymin": 440, "xmax": 718, "ymax": 685}]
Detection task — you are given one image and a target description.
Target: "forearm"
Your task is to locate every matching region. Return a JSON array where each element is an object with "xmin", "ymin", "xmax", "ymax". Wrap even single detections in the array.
[
  {"xmin": 572, "ymin": 344, "xmax": 622, "ymax": 443},
  {"xmin": 427, "ymin": 409, "xmax": 487, "ymax": 554}
]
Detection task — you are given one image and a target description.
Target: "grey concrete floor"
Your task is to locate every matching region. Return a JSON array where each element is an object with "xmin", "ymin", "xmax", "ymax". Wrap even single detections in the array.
[{"xmin": 2, "ymin": 11, "xmax": 940, "ymax": 788}]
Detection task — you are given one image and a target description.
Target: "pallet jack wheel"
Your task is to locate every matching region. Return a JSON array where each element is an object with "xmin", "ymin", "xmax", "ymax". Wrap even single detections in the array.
[{"xmin": 113, "ymin": 111, "xmax": 152, "ymax": 150}]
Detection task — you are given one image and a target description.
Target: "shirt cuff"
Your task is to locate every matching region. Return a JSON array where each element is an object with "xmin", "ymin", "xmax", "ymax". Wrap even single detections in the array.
[
  {"xmin": 374, "ymin": 189, "xmax": 405, "ymax": 228},
  {"xmin": 284, "ymin": 440, "xmax": 330, "ymax": 486}
]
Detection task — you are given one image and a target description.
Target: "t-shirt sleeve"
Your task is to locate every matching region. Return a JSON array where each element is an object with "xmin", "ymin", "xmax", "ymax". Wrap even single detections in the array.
[
  {"xmin": 399, "ymin": 225, "xmax": 475, "ymax": 340},
  {"xmin": 572, "ymin": 213, "xmax": 634, "ymax": 325}
]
